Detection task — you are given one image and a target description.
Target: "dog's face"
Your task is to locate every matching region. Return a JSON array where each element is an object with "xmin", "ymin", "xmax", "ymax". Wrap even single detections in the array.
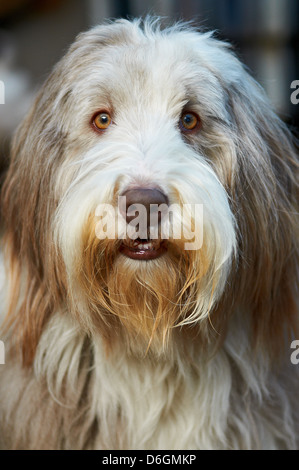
[
  {"xmin": 2, "ymin": 19, "xmax": 298, "ymax": 362},
  {"xmin": 52, "ymin": 20, "xmax": 237, "ymax": 353}
]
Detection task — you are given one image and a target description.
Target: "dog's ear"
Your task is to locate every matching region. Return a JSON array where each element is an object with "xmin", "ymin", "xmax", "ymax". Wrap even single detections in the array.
[
  {"xmin": 224, "ymin": 72, "xmax": 299, "ymax": 359},
  {"xmin": 0, "ymin": 83, "xmax": 68, "ymax": 366}
]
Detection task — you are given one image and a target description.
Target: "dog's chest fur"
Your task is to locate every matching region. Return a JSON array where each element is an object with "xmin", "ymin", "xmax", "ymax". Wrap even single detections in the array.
[{"xmin": 1, "ymin": 311, "xmax": 295, "ymax": 450}]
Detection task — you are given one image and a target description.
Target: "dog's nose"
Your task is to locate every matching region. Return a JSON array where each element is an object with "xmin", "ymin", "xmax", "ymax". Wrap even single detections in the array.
[{"xmin": 121, "ymin": 188, "xmax": 168, "ymax": 225}]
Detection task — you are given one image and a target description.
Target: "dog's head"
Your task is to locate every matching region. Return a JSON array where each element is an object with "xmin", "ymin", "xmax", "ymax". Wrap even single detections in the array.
[{"xmin": 2, "ymin": 19, "xmax": 298, "ymax": 363}]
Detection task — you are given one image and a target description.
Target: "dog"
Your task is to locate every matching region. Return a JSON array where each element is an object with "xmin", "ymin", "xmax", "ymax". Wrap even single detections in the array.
[{"xmin": 0, "ymin": 17, "xmax": 298, "ymax": 450}]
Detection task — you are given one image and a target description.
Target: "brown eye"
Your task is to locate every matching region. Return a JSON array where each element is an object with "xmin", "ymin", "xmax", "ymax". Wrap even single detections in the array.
[
  {"xmin": 179, "ymin": 111, "xmax": 200, "ymax": 132},
  {"xmin": 93, "ymin": 111, "xmax": 112, "ymax": 130}
]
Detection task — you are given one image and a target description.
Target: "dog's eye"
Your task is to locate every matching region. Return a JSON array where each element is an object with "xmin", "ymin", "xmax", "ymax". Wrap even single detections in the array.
[
  {"xmin": 179, "ymin": 112, "xmax": 200, "ymax": 132},
  {"xmin": 93, "ymin": 112, "xmax": 112, "ymax": 130}
]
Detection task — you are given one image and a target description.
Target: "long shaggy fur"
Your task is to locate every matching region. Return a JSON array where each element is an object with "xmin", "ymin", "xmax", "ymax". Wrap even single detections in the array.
[{"xmin": 0, "ymin": 18, "xmax": 298, "ymax": 450}]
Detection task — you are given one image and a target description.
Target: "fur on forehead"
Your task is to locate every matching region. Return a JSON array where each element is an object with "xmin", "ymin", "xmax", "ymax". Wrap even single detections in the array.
[
  {"xmin": 45, "ymin": 18, "xmax": 248, "ymax": 127},
  {"xmin": 67, "ymin": 17, "xmax": 243, "ymax": 82}
]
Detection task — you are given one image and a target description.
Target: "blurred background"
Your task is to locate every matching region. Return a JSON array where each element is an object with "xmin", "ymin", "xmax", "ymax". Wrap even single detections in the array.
[{"xmin": 0, "ymin": 0, "xmax": 298, "ymax": 179}]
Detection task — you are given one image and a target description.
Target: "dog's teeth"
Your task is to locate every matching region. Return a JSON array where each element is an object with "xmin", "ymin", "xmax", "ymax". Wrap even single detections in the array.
[
  {"xmin": 125, "ymin": 239, "xmax": 161, "ymax": 251},
  {"xmin": 137, "ymin": 242, "xmax": 152, "ymax": 250}
]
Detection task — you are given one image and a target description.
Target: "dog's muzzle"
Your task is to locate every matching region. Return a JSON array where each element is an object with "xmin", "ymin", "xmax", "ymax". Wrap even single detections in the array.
[{"xmin": 119, "ymin": 187, "xmax": 169, "ymax": 260}]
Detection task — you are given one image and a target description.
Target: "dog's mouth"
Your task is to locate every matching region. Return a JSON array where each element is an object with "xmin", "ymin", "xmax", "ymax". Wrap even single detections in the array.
[{"xmin": 119, "ymin": 238, "xmax": 167, "ymax": 260}]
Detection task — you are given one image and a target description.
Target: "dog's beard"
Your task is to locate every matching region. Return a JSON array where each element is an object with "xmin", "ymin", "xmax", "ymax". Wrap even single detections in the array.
[
  {"xmin": 77, "ymin": 231, "xmax": 211, "ymax": 355},
  {"xmin": 57, "ymin": 199, "xmax": 234, "ymax": 356}
]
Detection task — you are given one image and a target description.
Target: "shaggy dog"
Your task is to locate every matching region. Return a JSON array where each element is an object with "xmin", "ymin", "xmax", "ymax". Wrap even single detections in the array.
[{"xmin": 0, "ymin": 18, "xmax": 298, "ymax": 450}]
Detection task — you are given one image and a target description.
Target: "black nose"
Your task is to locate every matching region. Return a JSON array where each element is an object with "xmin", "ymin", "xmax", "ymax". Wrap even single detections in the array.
[{"xmin": 121, "ymin": 188, "xmax": 169, "ymax": 227}]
